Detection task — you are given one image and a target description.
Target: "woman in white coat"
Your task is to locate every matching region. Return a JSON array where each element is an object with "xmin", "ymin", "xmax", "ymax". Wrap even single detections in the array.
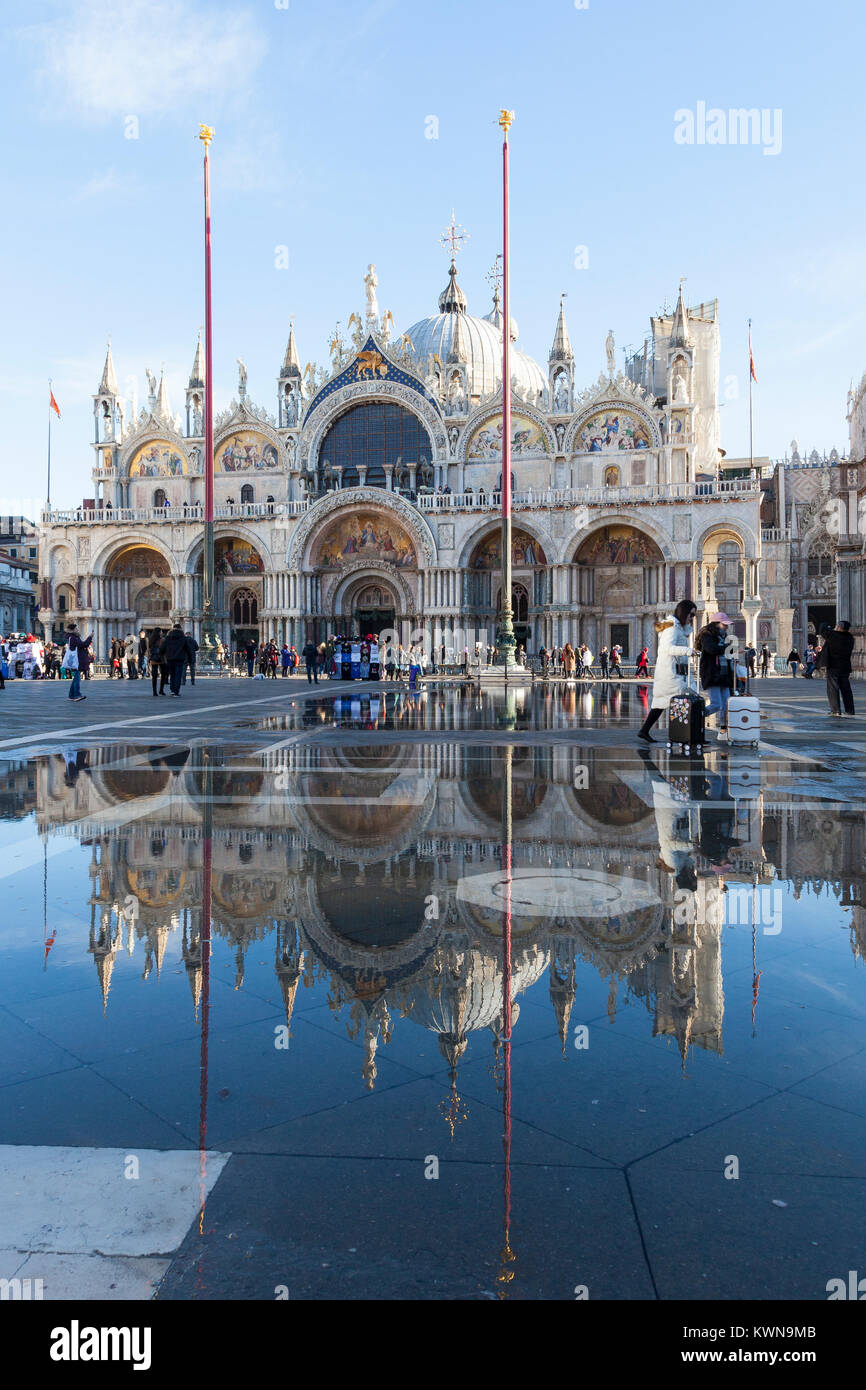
[{"xmin": 637, "ymin": 599, "xmax": 697, "ymax": 743}]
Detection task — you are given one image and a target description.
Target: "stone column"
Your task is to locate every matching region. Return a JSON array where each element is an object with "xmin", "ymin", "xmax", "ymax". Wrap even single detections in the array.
[
  {"xmin": 384, "ymin": 465, "xmax": 394, "ymax": 491},
  {"xmin": 357, "ymin": 465, "xmax": 368, "ymax": 488}
]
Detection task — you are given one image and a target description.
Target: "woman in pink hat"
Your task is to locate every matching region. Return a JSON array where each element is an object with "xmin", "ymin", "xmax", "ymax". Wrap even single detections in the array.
[{"xmin": 697, "ymin": 611, "xmax": 735, "ymax": 740}]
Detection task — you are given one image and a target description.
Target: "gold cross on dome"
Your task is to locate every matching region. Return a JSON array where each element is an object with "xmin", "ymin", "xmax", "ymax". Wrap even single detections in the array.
[{"xmin": 440, "ymin": 209, "xmax": 469, "ymax": 258}]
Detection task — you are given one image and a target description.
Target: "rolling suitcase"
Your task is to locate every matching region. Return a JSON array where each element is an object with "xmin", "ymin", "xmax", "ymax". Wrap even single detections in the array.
[
  {"xmin": 667, "ymin": 673, "xmax": 705, "ymax": 755},
  {"xmin": 727, "ymin": 671, "xmax": 761, "ymax": 747}
]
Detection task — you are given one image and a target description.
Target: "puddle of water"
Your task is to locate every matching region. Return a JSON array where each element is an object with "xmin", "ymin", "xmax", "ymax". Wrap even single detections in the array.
[{"xmin": 1, "ymin": 738, "xmax": 864, "ymax": 1299}]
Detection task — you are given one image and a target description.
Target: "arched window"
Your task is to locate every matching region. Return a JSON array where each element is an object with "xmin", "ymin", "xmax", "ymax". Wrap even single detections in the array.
[
  {"xmin": 154, "ymin": 488, "xmax": 167, "ymax": 508},
  {"xmin": 232, "ymin": 588, "xmax": 258, "ymax": 627},
  {"xmin": 317, "ymin": 402, "xmax": 432, "ymax": 490},
  {"xmin": 240, "ymin": 484, "xmax": 254, "ymax": 505}
]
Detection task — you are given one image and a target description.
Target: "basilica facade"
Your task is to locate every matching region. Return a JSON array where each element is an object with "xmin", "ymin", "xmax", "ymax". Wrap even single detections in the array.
[{"xmin": 39, "ymin": 264, "xmax": 770, "ymax": 661}]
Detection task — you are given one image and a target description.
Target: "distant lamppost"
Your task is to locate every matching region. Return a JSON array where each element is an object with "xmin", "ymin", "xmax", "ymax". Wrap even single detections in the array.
[
  {"xmin": 199, "ymin": 124, "xmax": 217, "ymax": 664},
  {"xmin": 495, "ymin": 110, "xmax": 516, "ymax": 669}
]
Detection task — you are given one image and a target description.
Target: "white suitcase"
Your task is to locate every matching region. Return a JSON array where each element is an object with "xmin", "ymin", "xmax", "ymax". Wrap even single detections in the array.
[
  {"xmin": 727, "ymin": 757, "xmax": 761, "ymax": 793},
  {"xmin": 727, "ymin": 695, "xmax": 761, "ymax": 746}
]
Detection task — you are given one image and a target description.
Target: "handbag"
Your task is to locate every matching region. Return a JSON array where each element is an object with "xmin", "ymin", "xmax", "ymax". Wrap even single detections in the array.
[{"xmin": 61, "ymin": 645, "xmax": 79, "ymax": 671}]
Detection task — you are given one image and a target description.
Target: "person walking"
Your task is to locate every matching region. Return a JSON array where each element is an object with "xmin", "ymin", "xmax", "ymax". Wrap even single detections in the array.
[
  {"xmin": 698, "ymin": 612, "xmax": 735, "ymax": 739},
  {"xmin": 787, "ymin": 647, "xmax": 801, "ymax": 678},
  {"xmin": 138, "ymin": 629, "xmax": 148, "ymax": 676},
  {"xmin": 280, "ymin": 643, "xmax": 290, "ymax": 676},
  {"xmin": 385, "ymin": 644, "xmax": 396, "ymax": 680},
  {"xmin": 148, "ymin": 629, "xmax": 169, "ymax": 696},
  {"xmin": 162, "ymin": 622, "xmax": 189, "ymax": 697},
  {"xmin": 184, "ymin": 631, "xmax": 199, "ymax": 685},
  {"xmin": 744, "ymin": 642, "xmax": 757, "ymax": 679},
  {"xmin": 563, "ymin": 642, "xmax": 576, "ymax": 678},
  {"xmin": 820, "ymin": 619, "xmax": 856, "ymax": 717},
  {"xmin": 759, "ymin": 644, "xmax": 771, "ymax": 677},
  {"xmin": 302, "ymin": 638, "xmax": 319, "ymax": 684},
  {"xmin": 599, "ymin": 645, "xmax": 609, "ymax": 679},
  {"xmin": 635, "ymin": 645, "xmax": 650, "ymax": 679},
  {"xmin": 637, "ymin": 600, "xmax": 696, "ymax": 742},
  {"xmin": 61, "ymin": 622, "xmax": 91, "ymax": 701},
  {"xmin": 610, "ymin": 644, "xmax": 623, "ymax": 678},
  {"xmin": 244, "ymin": 638, "xmax": 257, "ymax": 677}
]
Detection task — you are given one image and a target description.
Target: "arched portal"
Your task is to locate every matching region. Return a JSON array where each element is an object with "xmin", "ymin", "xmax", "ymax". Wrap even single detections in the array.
[{"xmin": 195, "ymin": 536, "xmax": 264, "ymax": 651}]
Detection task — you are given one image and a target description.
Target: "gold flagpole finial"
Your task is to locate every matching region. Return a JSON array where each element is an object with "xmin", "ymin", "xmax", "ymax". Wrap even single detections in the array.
[
  {"xmin": 498, "ymin": 109, "xmax": 515, "ymax": 136},
  {"xmin": 198, "ymin": 124, "xmax": 215, "ymax": 147}
]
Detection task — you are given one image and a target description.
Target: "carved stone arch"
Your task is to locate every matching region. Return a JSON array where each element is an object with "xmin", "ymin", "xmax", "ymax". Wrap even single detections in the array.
[
  {"xmin": 213, "ymin": 412, "xmax": 287, "ymax": 470},
  {"xmin": 457, "ymin": 516, "xmax": 552, "ymax": 571},
  {"xmin": 326, "ymin": 562, "xmax": 416, "ymax": 618},
  {"xmin": 566, "ymin": 395, "xmax": 662, "ymax": 454},
  {"xmin": 458, "ymin": 397, "xmax": 555, "ymax": 463},
  {"xmin": 692, "ymin": 521, "xmax": 757, "ymax": 564},
  {"xmin": 119, "ymin": 423, "xmax": 187, "ymax": 479},
  {"xmin": 288, "ymin": 487, "xmax": 437, "ymax": 570},
  {"xmin": 92, "ymin": 531, "xmax": 177, "ymax": 577},
  {"xmin": 564, "ymin": 512, "xmax": 674, "ymax": 566},
  {"xmin": 183, "ymin": 523, "xmax": 274, "ymax": 575},
  {"xmin": 302, "ymin": 382, "xmax": 446, "ymax": 473}
]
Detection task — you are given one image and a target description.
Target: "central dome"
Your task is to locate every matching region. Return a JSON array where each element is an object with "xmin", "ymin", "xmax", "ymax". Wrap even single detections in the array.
[{"xmin": 403, "ymin": 261, "xmax": 548, "ymax": 404}]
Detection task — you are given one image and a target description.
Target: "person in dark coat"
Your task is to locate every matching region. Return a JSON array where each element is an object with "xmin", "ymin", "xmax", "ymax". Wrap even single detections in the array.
[
  {"xmin": 302, "ymin": 639, "xmax": 319, "ymax": 684},
  {"xmin": 697, "ymin": 612, "xmax": 734, "ymax": 737},
  {"xmin": 148, "ymin": 629, "xmax": 169, "ymax": 696},
  {"xmin": 787, "ymin": 648, "xmax": 801, "ymax": 677},
  {"xmin": 162, "ymin": 623, "xmax": 188, "ymax": 696},
  {"xmin": 820, "ymin": 620, "xmax": 856, "ymax": 716},
  {"xmin": 184, "ymin": 632, "xmax": 199, "ymax": 686},
  {"xmin": 244, "ymin": 639, "xmax": 257, "ymax": 677}
]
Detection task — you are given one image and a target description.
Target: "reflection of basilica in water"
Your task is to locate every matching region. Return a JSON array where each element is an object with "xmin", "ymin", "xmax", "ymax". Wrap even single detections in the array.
[{"xmin": 9, "ymin": 730, "xmax": 866, "ymax": 1099}]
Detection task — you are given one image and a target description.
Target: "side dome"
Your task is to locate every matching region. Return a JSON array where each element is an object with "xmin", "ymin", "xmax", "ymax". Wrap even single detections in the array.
[{"xmin": 403, "ymin": 261, "xmax": 548, "ymax": 404}]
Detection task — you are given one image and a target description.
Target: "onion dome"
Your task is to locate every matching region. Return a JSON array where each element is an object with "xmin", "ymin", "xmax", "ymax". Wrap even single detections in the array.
[{"xmin": 403, "ymin": 263, "xmax": 547, "ymax": 401}]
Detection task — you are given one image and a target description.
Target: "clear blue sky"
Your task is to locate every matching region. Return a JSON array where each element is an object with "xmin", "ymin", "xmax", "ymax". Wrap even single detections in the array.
[{"xmin": 3, "ymin": 0, "xmax": 864, "ymax": 509}]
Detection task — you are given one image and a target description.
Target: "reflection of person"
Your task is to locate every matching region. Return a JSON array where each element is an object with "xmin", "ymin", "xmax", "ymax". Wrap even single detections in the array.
[{"xmin": 638, "ymin": 599, "xmax": 697, "ymax": 743}]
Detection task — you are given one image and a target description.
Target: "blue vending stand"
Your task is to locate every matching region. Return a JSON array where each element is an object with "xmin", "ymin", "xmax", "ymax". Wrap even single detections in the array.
[
  {"xmin": 369, "ymin": 642, "xmax": 380, "ymax": 680},
  {"xmin": 340, "ymin": 641, "xmax": 352, "ymax": 681},
  {"xmin": 360, "ymin": 640, "xmax": 370, "ymax": 680},
  {"xmin": 350, "ymin": 642, "xmax": 361, "ymax": 680}
]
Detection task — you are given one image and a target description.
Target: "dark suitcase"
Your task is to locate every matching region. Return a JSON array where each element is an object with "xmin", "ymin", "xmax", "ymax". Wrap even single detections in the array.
[{"xmin": 667, "ymin": 686, "xmax": 705, "ymax": 755}]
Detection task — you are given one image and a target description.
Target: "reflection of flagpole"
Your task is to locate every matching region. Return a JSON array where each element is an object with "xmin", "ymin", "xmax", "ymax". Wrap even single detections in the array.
[
  {"xmin": 751, "ymin": 876, "xmax": 762, "ymax": 1036},
  {"xmin": 497, "ymin": 745, "xmax": 516, "ymax": 1296},
  {"xmin": 198, "ymin": 748, "xmax": 213, "ymax": 1237}
]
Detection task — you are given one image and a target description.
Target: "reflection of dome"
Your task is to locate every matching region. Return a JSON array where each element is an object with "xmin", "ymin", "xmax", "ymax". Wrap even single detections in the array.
[
  {"xmin": 314, "ymin": 860, "xmax": 434, "ymax": 950},
  {"xmin": 403, "ymin": 263, "xmax": 547, "ymax": 401}
]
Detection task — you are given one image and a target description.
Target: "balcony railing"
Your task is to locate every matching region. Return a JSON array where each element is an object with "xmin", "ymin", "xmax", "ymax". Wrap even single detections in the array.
[
  {"xmin": 418, "ymin": 477, "xmax": 761, "ymax": 510},
  {"xmin": 42, "ymin": 476, "xmax": 760, "ymax": 528},
  {"xmin": 42, "ymin": 500, "xmax": 311, "ymax": 525},
  {"xmin": 761, "ymin": 527, "xmax": 792, "ymax": 542}
]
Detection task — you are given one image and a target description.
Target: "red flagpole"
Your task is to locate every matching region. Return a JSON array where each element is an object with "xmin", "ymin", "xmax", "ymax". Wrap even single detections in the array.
[
  {"xmin": 199, "ymin": 125, "xmax": 217, "ymax": 660},
  {"xmin": 496, "ymin": 110, "xmax": 516, "ymax": 668}
]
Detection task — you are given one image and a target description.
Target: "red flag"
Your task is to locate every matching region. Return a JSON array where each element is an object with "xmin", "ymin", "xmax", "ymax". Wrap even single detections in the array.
[
  {"xmin": 49, "ymin": 389, "xmax": 61, "ymax": 418},
  {"xmin": 749, "ymin": 329, "xmax": 757, "ymax": 383}
]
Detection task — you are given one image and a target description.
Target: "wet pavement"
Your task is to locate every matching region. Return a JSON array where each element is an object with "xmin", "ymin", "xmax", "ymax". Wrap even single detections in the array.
[{"xmin": 0, "ymin": 675, "xmax": 865, "ymax": 1300}]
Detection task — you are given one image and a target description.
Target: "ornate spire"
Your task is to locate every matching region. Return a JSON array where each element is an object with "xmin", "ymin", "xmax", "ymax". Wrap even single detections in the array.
[
  {"xmin": 188, "ymin": 330, "xmax": 205, "ymax": 389},
  {"xmin": 281, "ymin": 318, "xmax": 301, "ymax": 377},
  {"xmin": 550, "ymin": 294, "xmax": 573, "ymax": 362},
  {"xmin": 438, "ymin": 259, "xmax": 467, "ymax": 315},
  {"xmin": 155, "ymin": 366, "xmax": 171, "ymax": 420},
  {"xmin": 670, "ymin": 280, "xmax": 690, "ymax": 348},
  {"xmin": 448, "ymin": 305, "xmax": 468, "ymax": 363},
  {"xmin": 487, "ymin": 284, "xmax": 504, "ymax": 331},
  {"xmin": 98, "ymin": 339, "xmax": 119, "ymax": 396}
]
